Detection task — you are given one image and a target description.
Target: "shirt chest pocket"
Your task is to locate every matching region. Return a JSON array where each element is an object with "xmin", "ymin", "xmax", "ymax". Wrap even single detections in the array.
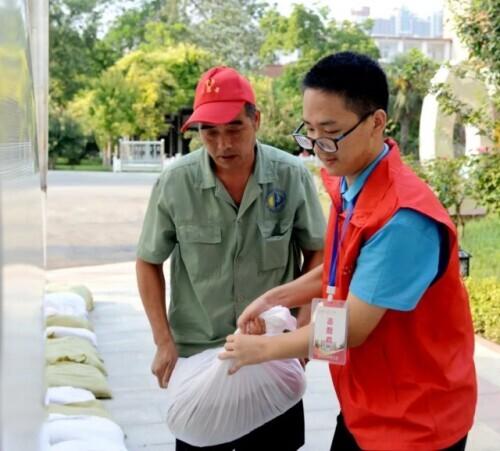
[
  {"xmin": 258, "ymin": 220, "xmax": 293, "ymax": 271},
  {"xmin": 177, "ymin": 224, "xmax": 222, "ymax": 277}
]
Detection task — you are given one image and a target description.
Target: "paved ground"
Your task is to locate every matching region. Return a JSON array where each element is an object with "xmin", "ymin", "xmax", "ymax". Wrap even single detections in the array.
[
  {"xmin": 46, "ymin": 171, "xmax": 157, "ymax": 269},
  {"xmin": 46, "ymin": 171, "xmax": 500, "ymax": 450},
  {"xmin": 47, "ymin": 261, "xmax": 500, "ymax": 451}
]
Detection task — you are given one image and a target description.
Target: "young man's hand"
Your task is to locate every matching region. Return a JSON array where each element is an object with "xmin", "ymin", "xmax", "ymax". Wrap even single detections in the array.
[
  {"xmin": 219, "ymin": 334, "xmax": 270, "ymax": 374},
  {"xmin": 151, "ymin": 340, "xmax": 178, "ymax": 388},
  {"xmin": 246, "ymin": 317, "xmax": 266, "ymax": 335},
  {"xmin": 237, "ymin": 294, "xmax": 274, "ymax": 333}
]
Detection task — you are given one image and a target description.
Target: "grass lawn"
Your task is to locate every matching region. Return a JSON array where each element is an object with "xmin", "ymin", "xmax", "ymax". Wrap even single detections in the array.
[
  {"xmin": 460, "ymin": 215, "xmax": 499, "ymax": 281},
  {"xmin": 54, "ymin": 157, "xmax": 111, "ymax": 172},
  {"xmin": 460, "ymin": 215, "xmax": 500, "ymax": 344}
]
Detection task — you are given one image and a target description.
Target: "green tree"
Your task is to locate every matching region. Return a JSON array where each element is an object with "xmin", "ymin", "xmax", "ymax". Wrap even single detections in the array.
[
  {"xmin": 104, "ymin": 0, "xmax": 267, "ymax": 70},
  {"xmin": 260, "ymin": 5, "xmax": 379, "ymax": 64},
  {"xmin": 256, "ymin": 5, "xmax": 379, "ymax": 152},
  {"xmin": 49, "ymin": 0, "xmax": 116, "ymax": 106},
  {"xmin": 49, "ymin": 108, "xmax": 88, "ymax": 167},
  {"xmin": 431, "ymin": 0, "xmax": 500, "ymax": 146},
  {"xmin": 468, "ymin": 148, "xmax": 500, "ymax": 214},
  {"xmin": 187, "ymin": 0, "xmax": 267, "ymax": 71},
  {"xmin": 251, "ymin": 76, "xmax": 300, "ymax": 153},
  {"xmin": 103, "ymin": 7, "xmax": 153, "ymax": 56},
  {"xmin": 78, "ymin": 43, "xmax": 216, "ymax": 163},
  {"xmin": 85, "ymin": 68, "xmax": 137, "ymax": 165},
  {"xmin": 449, "ymin": 0, "xmax": 499, "ymax": 86},
  {"xmin": 423, "ymin": 156, "xmax": 471, "ymax": 231},
  {"xmin": 387, "ymin": 49, "xmax": 438, "ymax": 154},
  {"xmin": 103, "ymin": 0, "xmax": 190, "ymax": 55}
]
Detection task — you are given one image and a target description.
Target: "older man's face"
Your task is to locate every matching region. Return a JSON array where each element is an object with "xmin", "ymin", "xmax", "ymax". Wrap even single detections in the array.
[{"xmin": 199, "ymin": 108, "xmax": 260, "ymax": 173}]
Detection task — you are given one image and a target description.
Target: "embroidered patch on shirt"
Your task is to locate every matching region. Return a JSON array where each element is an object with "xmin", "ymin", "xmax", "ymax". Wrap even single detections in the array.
[{"xmin": 266, "ymin": 189, "xmax": 287, "ymax": 212}]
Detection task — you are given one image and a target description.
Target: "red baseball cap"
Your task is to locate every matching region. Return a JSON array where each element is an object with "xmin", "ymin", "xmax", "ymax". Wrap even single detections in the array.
[{"xmin": 180, "ymin": 66, "xmax": 256, "ymax": 132}]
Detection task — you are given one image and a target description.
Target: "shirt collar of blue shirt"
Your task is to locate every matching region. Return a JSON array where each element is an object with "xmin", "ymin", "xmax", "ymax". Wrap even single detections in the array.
[{"xmin": 341, "ymin": 143, "xmax": 389, "ymax": 207}]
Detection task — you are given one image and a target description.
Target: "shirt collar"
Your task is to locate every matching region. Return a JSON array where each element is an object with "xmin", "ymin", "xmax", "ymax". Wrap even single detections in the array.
[
  {"xmin": 341, "ymin": 143, "xmax": 389, "ymax": 205},
  {"xmin": 254, "ymin": 141, "xmax": 277, "ymax": 184},
  {"xmin": 199, "ymin": 147, "xmax": 217, "ymax": 189}
]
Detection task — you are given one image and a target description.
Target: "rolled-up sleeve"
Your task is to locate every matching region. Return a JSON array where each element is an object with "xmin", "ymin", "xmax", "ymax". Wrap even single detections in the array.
[{"xmin": 137, "ymin": 177, "xmax": 177, "ymax": 264}]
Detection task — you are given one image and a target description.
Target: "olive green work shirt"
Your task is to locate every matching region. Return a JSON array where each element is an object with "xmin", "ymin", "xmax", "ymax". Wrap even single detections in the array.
[{"xmin": 137, "ymin": 142, "xmax": 325, "ymax": 356}]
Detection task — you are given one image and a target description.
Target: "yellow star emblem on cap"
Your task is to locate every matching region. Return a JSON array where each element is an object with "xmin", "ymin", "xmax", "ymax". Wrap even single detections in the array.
[{"xmin": 205, "ymin": 78, "xmax": 220, "ymax": 94}]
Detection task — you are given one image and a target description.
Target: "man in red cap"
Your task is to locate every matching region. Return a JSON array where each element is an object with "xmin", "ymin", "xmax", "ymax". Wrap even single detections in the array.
[{"xmin": 136, "ymin": 66, "xmax": 326, "ymax": 450}]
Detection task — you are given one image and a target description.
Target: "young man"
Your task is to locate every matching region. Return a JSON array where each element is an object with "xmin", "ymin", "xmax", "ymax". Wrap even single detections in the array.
[
  {"xmin": 220, "ymin": 52, "xmax": 477, "ymax": 451},
  {"xmin": 136, "ymin": 66, "xmax": 325, "ymax": 450}
]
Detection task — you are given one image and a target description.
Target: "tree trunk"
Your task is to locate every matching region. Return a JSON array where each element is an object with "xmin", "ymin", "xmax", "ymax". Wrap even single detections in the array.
[
  {"xmin": 400, "ymin": 117, "xmax": 410, "ymax": 153},
  {"xmin": 102, "ymin": 141, "xmax": 112, "ymax": 167}
]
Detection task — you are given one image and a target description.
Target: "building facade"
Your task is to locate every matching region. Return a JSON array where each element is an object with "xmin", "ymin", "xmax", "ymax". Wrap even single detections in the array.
[{"xmin": 0, "ymin": 0, "xmax": 48, "ymax": 449}]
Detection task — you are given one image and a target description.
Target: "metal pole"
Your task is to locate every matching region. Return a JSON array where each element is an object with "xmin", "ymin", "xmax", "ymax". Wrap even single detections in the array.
[
  {"xmin": 30, "ymin": 0, "xmax": 49, "ymax": 193},
  {"xmin": 161, "ymin": 139, "xmax": 165, "ymax": 169}
]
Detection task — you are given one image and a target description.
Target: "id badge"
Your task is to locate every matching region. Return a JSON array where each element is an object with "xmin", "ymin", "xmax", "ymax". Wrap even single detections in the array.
[{"xmin": 309, "ymin": 298, "xmax": 348, "ymax": 365}]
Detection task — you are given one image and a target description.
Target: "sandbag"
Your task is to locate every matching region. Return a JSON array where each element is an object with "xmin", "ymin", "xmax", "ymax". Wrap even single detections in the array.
[
  {"xmin": 166, "ymin": 306, "xmax": 306, "ymax": 447},
  {"xmin": 47, "ymin": 414, "xmax": 124, "ymax": 445},
  {"xmin": 46, "ymin": 284, "xmax": 94, "ymax": 311},
  {"xmin": 47, "ymin": 400, "xmax": 111, "ymax": 419},
  {"xmin": 46, "ymin": 315, "xmax": 94, "ymax": 331},
  {"xmin": 46, "ymin": 336, "xmax": 106, "ymax": 375},
  {"xmin": 46, "ymin": 327, "xmax": 97, "ymax": 347},
  {"xmin": 45, "ymin": 387, "xmax": 96, "ymax": 405},
  {"xmin": 44, "ymin": 292, "xmax": 87, "ymax": 319},
  {"xmin": 46, "ymin": 363, "xmax": 112, "ymax": 399},
  {"xmin": 50, "ymin": 440, "xmax": 127, "ymax": 451}
]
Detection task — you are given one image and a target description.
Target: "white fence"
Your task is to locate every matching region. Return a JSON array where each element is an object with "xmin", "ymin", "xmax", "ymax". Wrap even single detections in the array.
[{"xmin": 114, "ymin": 139, "xmax": 166, "ymax": 172}]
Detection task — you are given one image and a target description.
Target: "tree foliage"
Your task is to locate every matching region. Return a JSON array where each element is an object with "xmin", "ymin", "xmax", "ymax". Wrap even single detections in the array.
[
  {"xmin": 252, "ymin": 76, "xmax": 300, "ymax": 153},
  {"xmin": 431, "ymin": 0, "xmax": 500, "ymax": 146},
  {"xmin": 49, "ymin": 0, "xmax": 116, "ymax": 106},
  {"xmin": 255, "ymin": 4, "xmax": 380, "ymax": 152},
  {"xmin": 103, "ymin": 0, "xmax": 266, "ymax": 71},
  {"xmin": 422, "ymin": 156, "xmax": 471, "ymax": 229},
  {"xmin": 386, "ymin": 49, "xmax": 438, "ymax": 155},
  {"xmin": 77, "ymin": 43, "xmax": 216, "ymax": 152},
  {"xmin": 467, "ymin": 148, "xmax": 500, "ymax": 214},
  {"xmin": 260, "ymin": 5, "xmax": 379, "ymax": 64},
  {"xmin": 405, "ymin": 149, "xmax": 500, "ymax": 232},
  {"xmin": 49, "ymin": 107, "xmax": 89, "ymax": 166},
  {"xmin": 449, "ymin": 0, "xmax": 500, "ymax": 87}
]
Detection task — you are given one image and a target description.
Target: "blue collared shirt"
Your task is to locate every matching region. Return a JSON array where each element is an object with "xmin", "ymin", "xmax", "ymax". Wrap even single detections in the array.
[{"xmin": 343, "ymin": 145, "xmax": 442, "ymax": 311}]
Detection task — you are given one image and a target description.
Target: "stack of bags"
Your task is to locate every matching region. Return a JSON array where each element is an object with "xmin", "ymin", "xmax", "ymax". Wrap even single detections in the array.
[{"xmin": 43, "ymin": 284, "xmax": 128, "ymax": 451}]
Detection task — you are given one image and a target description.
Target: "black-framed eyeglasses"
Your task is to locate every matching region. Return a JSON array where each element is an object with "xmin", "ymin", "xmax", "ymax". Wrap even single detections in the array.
[{"xmin": 292, "ymin": 111, "xmax": 376, "ymax": 153}]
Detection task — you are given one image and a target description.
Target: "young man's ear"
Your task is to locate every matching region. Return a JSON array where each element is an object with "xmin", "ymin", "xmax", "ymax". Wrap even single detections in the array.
[{"xmin": 372, "ymin": 109, "xmax": 387, "ymax": 134}]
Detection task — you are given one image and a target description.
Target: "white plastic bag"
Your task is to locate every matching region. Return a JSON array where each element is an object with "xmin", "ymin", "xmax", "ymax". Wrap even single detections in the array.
[
  {"xmin": 45, "ymin": 387, "xmax": 96, "ymax": 405},
  {"xmin": 47, "ymin": 414, "xmax": 125, "ymax": 445},
  {"xmin": 166, "ymin": 306, "xmax": 306, "ymax": 447},
  {"xmin": 45, "ymin": 326, "xmax": 98, "ymax": 346},
  {"xmin": 50, "ymin": 439, "xmax": 128, "ymax": 451},
  {"xmin": 44, "ymin": 292, "xmax": 88, "ymax": 319}
]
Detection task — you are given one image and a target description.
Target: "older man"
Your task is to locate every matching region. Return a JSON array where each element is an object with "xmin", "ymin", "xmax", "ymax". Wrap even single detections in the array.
[{"xmin": 136, "ymin": 66, "xmax": 325, "ymax": 450}]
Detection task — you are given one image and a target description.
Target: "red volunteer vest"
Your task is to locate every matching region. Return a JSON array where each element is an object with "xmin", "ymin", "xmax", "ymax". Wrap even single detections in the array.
[{"xmin": 321, "ymin": 139, "xmax": 477, "ymax": 450}]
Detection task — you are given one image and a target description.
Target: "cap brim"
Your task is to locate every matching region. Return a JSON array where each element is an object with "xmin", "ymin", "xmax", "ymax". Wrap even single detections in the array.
[{"xmin": 180, "ymin": 101, "xmax": 245, "ymax": 133}]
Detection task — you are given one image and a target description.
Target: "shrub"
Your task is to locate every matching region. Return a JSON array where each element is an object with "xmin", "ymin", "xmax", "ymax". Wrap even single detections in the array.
[
  {"xmin": 49, "ymin": 108, "xmax": 88, "ymax": 167},
  {"xmin": 468, "ymin": 148, "xmax": 500, "ymax": 215},
  {"xmin": 465, "ymin": 277, "xmax": 500, "ymax": 344}
]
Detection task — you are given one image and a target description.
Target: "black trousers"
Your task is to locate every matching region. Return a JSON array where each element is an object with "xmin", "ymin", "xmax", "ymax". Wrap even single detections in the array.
[
  {"xmin": 175, "ymin": 400, "xmax": 304, "ymax": 451},
  {"xmin": 331, "ymin": 413, "xmax": 468, "ymax": 451}
]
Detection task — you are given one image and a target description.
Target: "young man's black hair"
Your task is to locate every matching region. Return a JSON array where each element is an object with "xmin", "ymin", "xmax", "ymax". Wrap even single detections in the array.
[{"xmin": 302, "ymin": 52, "xmax": 389, "ymax": 117}]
